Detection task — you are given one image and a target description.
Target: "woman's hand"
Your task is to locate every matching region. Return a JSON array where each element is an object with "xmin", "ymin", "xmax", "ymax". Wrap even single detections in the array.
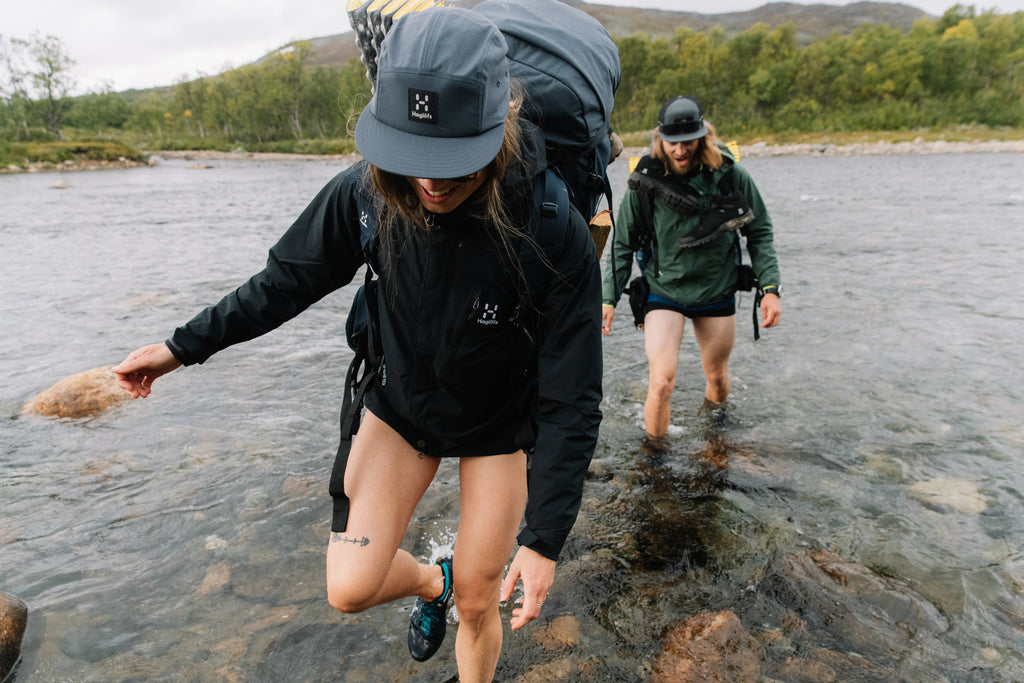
[
  {"xmin": 112, "ymin": 343, "xmax": 182, "ymax": 398},
  {"xmin": 500, "ymin": 545, "xmax": 556, "ymax": 630},
  {"xmin": 601, "ymin": 304, "xmax": 615, "ymax": 335}
]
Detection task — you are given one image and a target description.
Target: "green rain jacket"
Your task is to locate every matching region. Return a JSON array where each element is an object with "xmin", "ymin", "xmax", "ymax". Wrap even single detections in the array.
[{"xmin": 602, "ymin": 151, "xmax": 780, "ymax": 308}]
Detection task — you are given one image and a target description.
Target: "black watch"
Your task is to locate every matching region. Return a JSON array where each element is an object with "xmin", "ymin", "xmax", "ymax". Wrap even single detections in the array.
[{"xmin": 761, "ymin": 285, "xmax": 781, "ymax": 298}]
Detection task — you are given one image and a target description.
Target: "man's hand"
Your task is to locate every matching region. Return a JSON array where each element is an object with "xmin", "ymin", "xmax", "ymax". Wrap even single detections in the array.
[{"xmin": 760, "ymin": 292, "xmax": 781, "ymax": 328}]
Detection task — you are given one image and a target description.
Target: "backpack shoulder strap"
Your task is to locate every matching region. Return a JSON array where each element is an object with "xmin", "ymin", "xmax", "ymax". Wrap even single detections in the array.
[
  {"xmin": 636, "ymin": 191, "xmax": 659, "ymax": 277},
  {"xmin": 714, "ymin": 153, "xmax": 737, "ymax": 195},
  {"xmin": 531, "ymin": 168, "xmax": 572, "ymax": 262}
]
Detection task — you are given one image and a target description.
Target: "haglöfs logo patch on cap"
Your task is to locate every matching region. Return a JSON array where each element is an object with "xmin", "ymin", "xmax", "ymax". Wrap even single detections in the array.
[{"xmin": 408, "ymin": 89, "xmax": 438, "ymax": 125}]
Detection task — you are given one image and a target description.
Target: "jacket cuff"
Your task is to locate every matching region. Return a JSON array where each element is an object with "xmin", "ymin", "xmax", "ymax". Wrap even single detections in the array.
[
  {"xmin": 165, "ymin": 332, "xmax": 206, "ymax": 366},
  {"xmin": 516, "ymin": 527, "xmax": 562, "ymax": 561}
]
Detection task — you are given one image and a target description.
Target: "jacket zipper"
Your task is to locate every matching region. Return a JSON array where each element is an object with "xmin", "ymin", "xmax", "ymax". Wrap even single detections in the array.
[{"xmin": 442, "ymin": 289, "xmax": 481, "ymax": 373}]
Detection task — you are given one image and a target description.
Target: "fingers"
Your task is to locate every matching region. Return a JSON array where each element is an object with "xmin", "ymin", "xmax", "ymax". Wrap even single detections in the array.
[
  {"xmin": 601, "ymin": 305, "xmax": 614, "ymax": 335},
  {"xmin": 112, "ymin": 371, "xmax": 150, "ymax": 399},
  {"xmin": 499, "ymin": 564, "xmax": 520, "ymax": 603},
  {"xmin": 509, "ymin": 594, "xmax": 546, "ymax": 630},
  {"xmin": 502, "ymin": 546, "xmax": 556, "ymax": 630},
  {"xmin": 760, "ymin": 298, "xmax": 781, "ymax": 328},
  {"xmin": 111, "ymin": 343, "xmax": 181, "ymax": 399}
]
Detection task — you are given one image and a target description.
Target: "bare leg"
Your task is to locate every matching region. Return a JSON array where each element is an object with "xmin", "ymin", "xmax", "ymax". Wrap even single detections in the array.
[
  {"xmin": 326, "ymin": 411, "xmax": 444, "ymax": 613},
  {"xmin": 453, "ymin": 451, "xmax": 528, "ymax": 683},
  {"xmin": 643, "ymin": 309, "xmax": 687, "ymax": 437},
  {"xmin": 692, "ymin": 314, "xmax": 736, "ymax": 404}
]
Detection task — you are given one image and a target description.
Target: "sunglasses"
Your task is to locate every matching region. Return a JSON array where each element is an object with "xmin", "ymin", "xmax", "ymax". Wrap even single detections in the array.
[{"xmin": 660, "ymin": 118, "xmax": 704, "ymax": 137}]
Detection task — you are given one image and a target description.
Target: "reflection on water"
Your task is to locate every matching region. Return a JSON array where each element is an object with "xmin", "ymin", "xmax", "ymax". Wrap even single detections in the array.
[{"xmin": 3, "ymin": 151, "xmax": 1024, "ymax": 680}]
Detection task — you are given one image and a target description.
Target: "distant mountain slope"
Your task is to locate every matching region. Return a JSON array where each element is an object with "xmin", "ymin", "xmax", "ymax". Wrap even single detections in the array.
[{"xmin": 268, "ymin": 1, "xmax": 933, "ymax": 72}]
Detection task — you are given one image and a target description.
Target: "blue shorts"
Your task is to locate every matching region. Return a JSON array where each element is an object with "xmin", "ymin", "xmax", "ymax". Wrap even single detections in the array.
[{"xmin": 646, "ymin": 291, "xmax": 736, "ymax": 319}]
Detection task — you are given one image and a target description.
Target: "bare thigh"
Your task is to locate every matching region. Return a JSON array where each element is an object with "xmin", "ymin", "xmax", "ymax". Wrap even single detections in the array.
[
  {"xmin": 644, "ymin": 308, "xmax": 687, "ymax": 382},
  {"xmin": 326, "ymin": 411, "xmax": 440, "ymax": 598},
  {"xmin": 453, "ymin": 452, "xmax": 528, "ymax": 607},
  {"xmin": 691, "ymin": 314, "xmax": 736, "ymax": 375}
]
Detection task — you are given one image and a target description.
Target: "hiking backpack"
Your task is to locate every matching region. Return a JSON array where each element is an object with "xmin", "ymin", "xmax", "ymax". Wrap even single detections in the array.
[{"xmin": 474, "ymin": 0, "xmax": 621, "ymax": 226}]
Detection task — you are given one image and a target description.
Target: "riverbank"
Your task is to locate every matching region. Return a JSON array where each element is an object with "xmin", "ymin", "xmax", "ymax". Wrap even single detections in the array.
[
  {"xmin": 737, "ymin": 137, "xmax": 1024, "ymax": 157},
  {"xmin": 4, "ymin": 137, "xmax": 1023, "ymax": 175},
  {"xmin": 149, "ymin": 137, "xmax": 1024, "ymax": 164}
]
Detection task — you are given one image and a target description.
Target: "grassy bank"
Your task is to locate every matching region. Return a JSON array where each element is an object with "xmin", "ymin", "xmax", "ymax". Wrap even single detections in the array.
[
  {"xmin": 5, "ymin": 125, "xmax": 1024, "ymax": 171},
  {"xmin": 0, "ymin": 141, "xmax": 146, "ymax": 171}
]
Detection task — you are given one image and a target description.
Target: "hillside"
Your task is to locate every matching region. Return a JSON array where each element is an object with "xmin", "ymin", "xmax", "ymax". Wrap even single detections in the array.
[{"xmin": 263, "ymin": 1, "xmax": 933, "ymax": 72}]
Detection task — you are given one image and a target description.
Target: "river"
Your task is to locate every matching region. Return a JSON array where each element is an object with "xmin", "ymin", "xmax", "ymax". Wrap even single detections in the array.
[{"xmin": 2, "ymin": 149, "xmax": 1023, "ymax": 681}]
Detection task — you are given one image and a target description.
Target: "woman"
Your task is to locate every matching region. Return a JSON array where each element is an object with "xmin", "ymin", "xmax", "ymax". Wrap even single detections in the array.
[
  {"xmin": 113, "ymin": 9, "xmax": 602, "ymax": 682},
  {"xmin": 601, "ymin": 95, "xmax": 781, "ymax": 441}
]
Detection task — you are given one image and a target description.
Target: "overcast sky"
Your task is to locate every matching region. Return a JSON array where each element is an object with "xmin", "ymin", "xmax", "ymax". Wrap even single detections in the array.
[{"xmin": 4, "ymin": 0, "xmax": 1022, "ymax": 95}]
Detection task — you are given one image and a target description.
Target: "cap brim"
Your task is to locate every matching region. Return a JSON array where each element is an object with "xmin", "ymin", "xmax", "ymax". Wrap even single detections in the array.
[
  {"xmin": 356, "ymin": 108, "xmax": 505, "ymax": 179},
  {"xmin": 661, "ymin": 123, "xmax": 708, "ymax": 143}
]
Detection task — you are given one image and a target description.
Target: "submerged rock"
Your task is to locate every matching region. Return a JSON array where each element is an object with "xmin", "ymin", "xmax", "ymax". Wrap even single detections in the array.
[
  {"xmin": 0, "ymin": 592, "xmax": 28, "ymax": 680},
  {"xmin": 532, "ymin": 614, "xmax": 582, "ymax": 653},
  {"xmin": 908, "ymin": 477, "xmax": 987, "ymax": 514},
  {"xmin": 20, "ymin": 365, "xmax": 130, "ymax": 419},
  {"xmin": 651, "ymin": 610, "xmax": 760, "ymax": 682},
  {"xmin": 761, "ymin": 550, "xmax": 949, "ymax": 660}
]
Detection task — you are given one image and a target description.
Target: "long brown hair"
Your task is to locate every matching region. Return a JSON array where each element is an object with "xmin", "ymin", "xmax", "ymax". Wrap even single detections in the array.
[{"xmin": 651, "ymin": 119, "xmax": 724, "ymax": 173}]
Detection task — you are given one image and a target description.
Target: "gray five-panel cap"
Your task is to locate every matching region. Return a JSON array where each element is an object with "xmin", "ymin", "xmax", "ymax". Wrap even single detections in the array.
[{"xmin": 355, "ymin": 7, "xmax": 511, "ymax": 179}]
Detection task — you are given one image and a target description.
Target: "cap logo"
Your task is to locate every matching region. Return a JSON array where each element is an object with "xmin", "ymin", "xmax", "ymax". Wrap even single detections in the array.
[{"xmin": 408, "ymin": 89, "xmax": 438, "ymax": 125}]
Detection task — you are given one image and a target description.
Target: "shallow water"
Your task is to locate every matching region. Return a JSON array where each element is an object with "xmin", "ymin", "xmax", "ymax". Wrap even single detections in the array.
[{"xmin": 2, "ymin": 150, "xmax": 1023, "ymax": 681}]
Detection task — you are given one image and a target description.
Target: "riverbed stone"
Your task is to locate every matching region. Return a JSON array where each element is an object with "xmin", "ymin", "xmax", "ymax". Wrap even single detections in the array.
[
  {"xmin": 760, "ymin": 550, "xmax": 948, "ymax": 661},
  {"xmin": 908, "ymin": 476, "xmax": 987, "ymax": 514},
  {"xmin": 650, "ymin": 610, "xmax": 760, "ymax": 683},
  {"xmin": 197, "ymin": 562, "xmax": 232, "ymax": 596},
  {"xmin": 20, "ymin": 365, "xmax": 130, "ymax": 419},
  {"xmin": 532, "ymin": 614, "xmax": 582, "ymax": 653},
  {"xmin": 0, "ymin": 592, "xmax": 28, "ymax": 681}
]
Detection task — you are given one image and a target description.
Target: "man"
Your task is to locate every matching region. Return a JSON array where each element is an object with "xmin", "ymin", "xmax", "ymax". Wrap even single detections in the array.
[{"xmin": 602, "ymin": 95, "xmax": 781, "ymax": 440}]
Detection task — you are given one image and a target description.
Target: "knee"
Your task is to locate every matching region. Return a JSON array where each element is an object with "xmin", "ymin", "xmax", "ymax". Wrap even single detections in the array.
[
  {"xmin": 326, "ymin": 576, "xmax": 375, "ymax": 614},
  {"xmin": 705, "ymin": 367, "xmax": 729, "ymax": 389},
  {"xmin": 648, "ymin": 374, "xmax": 675, "ymax": 402},
  {"xmin": 452, "ymin": 586, "xmax": 495, "ymax": 629},
  {"xmin": 451, "ymin": 568, "xmax": 502, "ymax": 629}
]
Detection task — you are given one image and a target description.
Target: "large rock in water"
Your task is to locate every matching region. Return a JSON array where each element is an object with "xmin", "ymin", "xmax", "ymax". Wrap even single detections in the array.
[
  {"xmin": 21, "ymin": 365, "xmax": 129, "ymax": 418},
  {"xmin": 760, "ymin": 550, "xmax": 949, "ymax": 659},
  {"xmin": 0, "ymin": 592, "xmax": 28, "ymax": 680}
]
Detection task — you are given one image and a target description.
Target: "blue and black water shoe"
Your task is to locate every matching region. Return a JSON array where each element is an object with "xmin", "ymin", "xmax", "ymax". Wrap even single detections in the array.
[{"xmin": 408, "ymin": 556, "xmax": 453, "ymax": 662}]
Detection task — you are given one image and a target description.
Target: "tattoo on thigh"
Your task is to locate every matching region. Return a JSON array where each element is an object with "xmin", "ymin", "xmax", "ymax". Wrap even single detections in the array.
[{"xmin": 331, "ymin": 533, "xmax": 370, "ymax": 547}]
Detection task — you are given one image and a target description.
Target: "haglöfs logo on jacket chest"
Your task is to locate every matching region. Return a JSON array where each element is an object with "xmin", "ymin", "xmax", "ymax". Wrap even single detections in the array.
[{"xmin": 477, "ymin": 303, "xmax": 499, "ymax": 325}]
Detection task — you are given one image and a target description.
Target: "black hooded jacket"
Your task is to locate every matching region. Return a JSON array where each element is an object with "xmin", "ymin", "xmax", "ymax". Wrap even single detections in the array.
[{"xmin": 165, "ymin": 124, "xmax": 603, "ymax": 561}]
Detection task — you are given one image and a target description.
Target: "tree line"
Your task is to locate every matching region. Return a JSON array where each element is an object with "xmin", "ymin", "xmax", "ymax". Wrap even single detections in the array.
[
  {"xmin": 613, "ymin": 4, "xmax": 1024, "ymax": 135},
  {"xmin": 2, "ymin": 4, "xmax": 1022, "ymax": 153}
]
